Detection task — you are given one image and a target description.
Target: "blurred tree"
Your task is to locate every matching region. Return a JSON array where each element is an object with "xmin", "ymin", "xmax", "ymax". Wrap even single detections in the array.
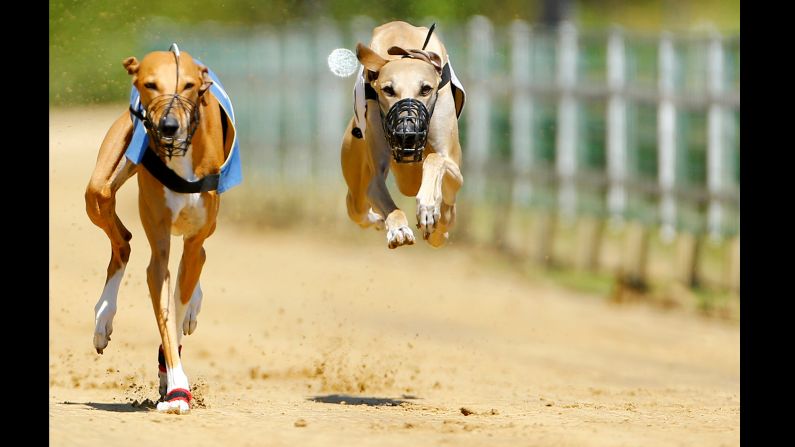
[{"xmin": 50, "ymin": 0, "xmax": 738, "ymax": 105}]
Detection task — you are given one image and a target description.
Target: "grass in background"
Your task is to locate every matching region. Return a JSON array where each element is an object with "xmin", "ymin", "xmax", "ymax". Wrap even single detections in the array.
[{"xmin": 50, "ymin": 0, "xmax": 739, "ymax": 105}]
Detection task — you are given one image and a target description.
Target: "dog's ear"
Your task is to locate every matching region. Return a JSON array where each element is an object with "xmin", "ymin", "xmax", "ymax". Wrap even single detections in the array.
[
  {"xmin": 122, "ymin": 57, "xmax": 139, "ymax": 75},
  {"xmin": 198, "ymin": 65, "xmax": 213, "ymax": 105},
  {"xmin": 199, "ymin": 66, "xmax": 213, "ymax": 95},
  {"xmin": 386, "ymin": 47, "xmax": 443, "ymax": 75},
  {"xmin": 425, "ymin": 51, "xmax": 443, "ymax": 75},
  {"xmin": 387, "ymin": 46, "xmax": 410, "ymax": 57},
  {"xmin": 356, "ymin": 43, "xmax": 387, "ymax": 74}
]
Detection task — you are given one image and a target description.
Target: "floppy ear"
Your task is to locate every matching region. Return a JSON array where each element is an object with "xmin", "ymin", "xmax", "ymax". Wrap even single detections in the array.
[
  {"xmin": 122, "ymin": 57, "xmax": 139, "ymax": 75},
  {"xmin": 424, "ymin": 51, "xmax": 443, "ymax": 74},
  {"xmin": 198, "ymin": 65, "xmax": 213, "ymax": 104},
  {"xmin": 356, "ymin": 43, "xmax": 387, "ymax": 74},
  {"xmin": 386, "ymin": 47, "xmax": 443, "ymax": 75},
  {"xmin": 387, "ymin": 46, "xmax": 410, "ymax": 57},
  {"xmin": 199, "ymin": 66, "xmax": 213, "ymax": 94}
]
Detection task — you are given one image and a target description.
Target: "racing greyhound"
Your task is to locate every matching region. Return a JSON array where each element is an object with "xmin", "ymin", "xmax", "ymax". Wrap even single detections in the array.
[
  {"xmin": 340, "ymin": 21, "xmax": 466, "ymax": 249},
  {"xmin": 84, "ymin": 44, "xmax": 241, "ymax": 413}
]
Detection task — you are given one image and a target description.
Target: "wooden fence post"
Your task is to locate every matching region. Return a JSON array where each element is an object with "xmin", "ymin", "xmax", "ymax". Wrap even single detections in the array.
[
  {"xmin": 507, "ymin": 19, "xmax": 534, "ymax": 256},
  {"xmin": 606, "ymin": 27, "xmax": 627, "ymax": 225},
  {"xmin": 250, "ymin": 27, "xmax": 282, "ymax": 188},
  {"xmin": 556, "ymin": 21, "xmax": 578, "ymax": 221},
  {"xmin": 707, "ymin": 30, "xmax": 726, "ymax": 242},
  {"xmin": 658, "ymin": 32, "xmax": 677, "ymax": 243},
  {"xmin": 675, "ymin": 231, "xmax": 702, "ymax": 287},
  {"xmin": 315, "ymin": 18, "xmax": 348, "ymax": 225},
  {"xmin": 574, "ymin": 215, "xmax": 604, "ymax": 271},
  {"xmin": 532, "ymin": 212, "xmax": 558, "ymax": 266},
  {"xmin": 620, "ymin": 221, "xmax": 650, "ymax": 289},
  {"xmin": 465, "ymin": 15, "xmax": 494, "ymax": 244}
]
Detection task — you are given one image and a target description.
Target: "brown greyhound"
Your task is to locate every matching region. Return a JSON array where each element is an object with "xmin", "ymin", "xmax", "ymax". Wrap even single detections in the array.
[
  {"xmin": 84, "ymin": 47, "xmax": 237, "ymax": 413},
  {"xmin": 341, "ymin": 21, "xmax": 466, "ymax": 249}
]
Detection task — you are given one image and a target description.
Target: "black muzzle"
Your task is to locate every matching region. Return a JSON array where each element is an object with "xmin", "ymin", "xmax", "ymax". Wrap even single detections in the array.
[
  {"xmin": 133, "ymin": 94, "xmax": 200, "ymax": 159},
  {"xmin": 382, "ymin": 98, "xmax": 431, "ymax": 163}
]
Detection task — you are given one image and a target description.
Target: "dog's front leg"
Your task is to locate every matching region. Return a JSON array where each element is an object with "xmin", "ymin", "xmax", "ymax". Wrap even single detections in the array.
[
  {"xmin": 417, "ymin": 94, "xmax": 464, "ymax": 245},
  {"xmin": 85, "ymin": 111, "xmax": 137, "ymax": 354},
  {"xmin": 367, "ymin": 162, "xmax": 415, "ymax": 250},
  {"xmin": 366, "ymin": 107, "xmax": 415, "ymax": 249},
  {"xmin": 367, "ymin": 162, "xmax": 415, "ymax": 249},
  {"xmin": 138, "ymin": 176, "xmax": 190, "ymax": 414}
]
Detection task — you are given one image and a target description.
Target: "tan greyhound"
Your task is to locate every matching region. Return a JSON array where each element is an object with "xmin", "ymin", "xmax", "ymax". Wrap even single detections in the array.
[
  {"xmin": 341, "ymin": 21, "xmax": 466, "ymax": 249},
  {"xmin": 84, "ymin": 47, "xmax": 237, "ymax": 414}
]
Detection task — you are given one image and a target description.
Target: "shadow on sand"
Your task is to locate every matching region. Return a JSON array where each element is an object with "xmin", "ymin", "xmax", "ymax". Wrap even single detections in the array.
[{"xmin": 308, "ymin": 394, "xmax": 419, "ymax": 407}]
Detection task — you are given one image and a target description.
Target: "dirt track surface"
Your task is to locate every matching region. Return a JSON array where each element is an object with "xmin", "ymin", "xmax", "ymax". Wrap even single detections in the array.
[{"xmin": 50, "ymin": 106, "xmax": 739, "ymax": 446}]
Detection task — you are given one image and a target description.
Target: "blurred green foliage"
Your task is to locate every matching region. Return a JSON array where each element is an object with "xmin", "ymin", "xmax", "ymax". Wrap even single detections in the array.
[{"xmin": 50, "ymin": 0, "xmax": 739, "ymax": 105}]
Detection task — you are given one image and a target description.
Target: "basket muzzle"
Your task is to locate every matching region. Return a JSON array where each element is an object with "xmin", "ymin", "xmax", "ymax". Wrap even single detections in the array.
[
  {"xmin": 139, "ymin": 94, "xmax": 200, "ymax": 159},
  {"xmin": 382, "ymin": 98, "xmax": 431, "ymax": 163}
]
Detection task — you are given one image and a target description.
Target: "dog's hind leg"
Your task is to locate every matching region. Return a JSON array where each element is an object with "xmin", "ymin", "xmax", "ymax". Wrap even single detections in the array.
[
  {"xmin": 157, "ymin": 282, "xmax": 200, "ymax": 400},
  {"xmin": 157, "ymin": 224, "xmax": 213, "ymax": 408},
  {"xmin": 158, "ymin": 265, "xmax": 204, "ymax": 399},
  {"xmin": 85, "ymin": 111, "xmax": 137, "ymax": 354}
]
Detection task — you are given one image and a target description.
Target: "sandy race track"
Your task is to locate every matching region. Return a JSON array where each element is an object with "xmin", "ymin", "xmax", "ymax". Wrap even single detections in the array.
[{"xmin": 49, "ymin": 106, "xmax": 739, "ymax": 446}]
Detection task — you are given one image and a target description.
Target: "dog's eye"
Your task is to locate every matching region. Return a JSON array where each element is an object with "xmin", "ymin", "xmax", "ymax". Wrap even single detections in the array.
[
  {"xmin": 183, "ymin": 82, "xmax": 195, "ymax": 90},
  {"xmin": 420, "ymin": 85, "xmax": 433, "ymax": 96},
  {"xmin": 144, "ymin": 82, "xmax": 157, "ymax": 90},
  {"xmin": 381, "ymin": 86, "xmax": 395, "ymax": 97}
]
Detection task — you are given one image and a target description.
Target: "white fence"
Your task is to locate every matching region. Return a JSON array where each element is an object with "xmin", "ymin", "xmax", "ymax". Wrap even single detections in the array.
[{"xmin": 140, "ymin": 16, "xmax": 740, "ymax": 288}]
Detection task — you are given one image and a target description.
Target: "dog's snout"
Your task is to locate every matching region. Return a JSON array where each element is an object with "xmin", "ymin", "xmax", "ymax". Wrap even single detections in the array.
[
  {"xmin": 395, "ymin": 119, "xmax": 420, "ymax": 144},
  {"xmin": 159, "ymin": 115, "xmax": 180, "ymax": 137},
  {"xmin": 395, "ymin": 131, "xmax": 418, "ymax": 147},
  {"xmin": 398, "ymin": 118, "xmax": 418, "ymax": 133}
]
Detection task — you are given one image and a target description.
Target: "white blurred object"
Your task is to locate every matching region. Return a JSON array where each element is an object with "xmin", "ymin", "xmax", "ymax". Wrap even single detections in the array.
[{"xmin": 327, "ymin": 48, "xmax": 359, "ymax": 77}]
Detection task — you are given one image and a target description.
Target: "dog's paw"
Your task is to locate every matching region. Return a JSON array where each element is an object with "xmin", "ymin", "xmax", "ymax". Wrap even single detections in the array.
[
  {"xmin": 386, "ymin": 226, "xmax": 415, "ymax": 249},
  {"xmin": 157, "ymin": 388, "xmax": 192, "ymax": 414},
  {"xmin": 426, "ymin": 229, "xmax": 449, "ymax": 248},
  {"xmin": 416, "ymin": 198, "xmax": 442, "ymax": 239},
  {"xmin": 182, "ymin": 287, "xmax": 203, "ymax": 336},
  {"xmin": 367, "ymin": 208, "xmax": 385, "ymax": 231},
  {"xmin": 385, "ymin": 210, "xmax": 415, "ymax": 249},
  {"xmin": 156, "ymin": 399, "xmax": 190, "ymax": 414},
  {"xmin": 93, "ymin": 300, "xmax": 116, "ymax": 354}
]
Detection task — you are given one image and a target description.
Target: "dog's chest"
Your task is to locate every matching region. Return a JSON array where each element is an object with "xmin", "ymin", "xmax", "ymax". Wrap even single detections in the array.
[{"xmin": 163, "ymin": 152, "xmax": 207, "ymax": 237}]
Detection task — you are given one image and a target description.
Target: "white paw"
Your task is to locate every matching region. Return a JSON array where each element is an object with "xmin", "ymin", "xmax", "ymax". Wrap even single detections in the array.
[
  {"xmin": 182, "ymin": 287, "xmax": 203, "ymax": 336},
  {"xmin": 386, "ymin": 225, "xmax": 415, "ymax": 249},
  {"xmin": 416, "ymin": 198, "xmax": 442, "ymax": 239},
  {"xmin": 156, "ymin": 399, "xmax": 190, "ymax": 414},
  {"xmin": 367, "ymin": 208, "xmax": 385, "ymax": 231},
  {"xmin": 93, "ymin": 300, "xmax": 116, "ymax": 354}
]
